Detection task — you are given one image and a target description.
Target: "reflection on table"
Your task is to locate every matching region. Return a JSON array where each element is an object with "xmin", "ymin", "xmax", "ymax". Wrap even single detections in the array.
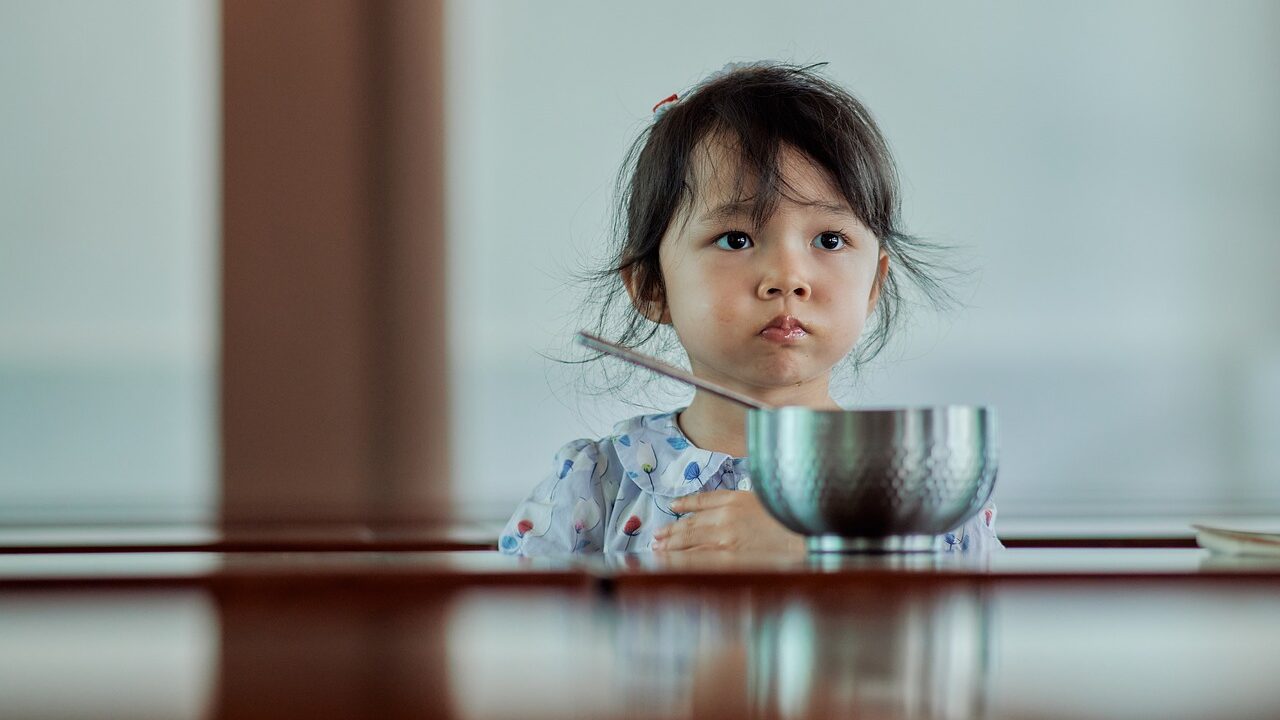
[{"xmin": 2, "ymin": 548, "xmax": 1279, "ymax": 718}]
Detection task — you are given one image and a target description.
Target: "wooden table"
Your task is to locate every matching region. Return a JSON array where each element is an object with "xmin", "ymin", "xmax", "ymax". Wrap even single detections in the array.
[
  {"xmin": 2, "ymin": 547, "xmax": 1279, "ymax": 718},
  {"xmin": 7, "ymin": 517, "xmax": 1249, "ymax": 554},
  {"xmin": 0, "ymin": 521, "xmax": 501, "ymax": 554}
]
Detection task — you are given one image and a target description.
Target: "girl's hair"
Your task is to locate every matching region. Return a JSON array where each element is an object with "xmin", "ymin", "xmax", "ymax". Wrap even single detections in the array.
[{"xmin": 557, "ymin": 61, "xmax": 958, "ymax": 404}]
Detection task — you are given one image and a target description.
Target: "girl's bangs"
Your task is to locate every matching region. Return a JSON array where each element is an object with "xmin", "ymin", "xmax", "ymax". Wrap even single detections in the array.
[{"xmin": 683, "ymin": 119, "xmax": 875, "ymax": 233}]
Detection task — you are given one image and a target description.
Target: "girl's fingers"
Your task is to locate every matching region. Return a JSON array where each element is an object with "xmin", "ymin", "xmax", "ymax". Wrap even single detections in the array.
[
  {"xmin": 654, "ymin": 490, "xmax": 799, "ymax": 553},
  {"xmin": 670, "ymin": 489, "xmax": 738, "ymax": 515},
  {"xmin": 654, "ymin": 515, "xmax": 699, "ymax": 551},
  {"xmin": 683, "ymin": 544, "xmax": 725, "ymax": 553}
]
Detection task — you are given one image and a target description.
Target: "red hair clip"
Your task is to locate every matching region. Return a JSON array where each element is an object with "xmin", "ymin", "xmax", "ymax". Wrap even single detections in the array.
[{"xmin": 651, "ymin": 93, "xmax": 679, "ymax": 116}]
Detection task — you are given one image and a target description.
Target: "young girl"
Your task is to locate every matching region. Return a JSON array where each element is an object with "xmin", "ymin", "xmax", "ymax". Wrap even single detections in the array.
[{"xmin": 499, "ymin": 61, "xmax": 1000, "ymax": 556}]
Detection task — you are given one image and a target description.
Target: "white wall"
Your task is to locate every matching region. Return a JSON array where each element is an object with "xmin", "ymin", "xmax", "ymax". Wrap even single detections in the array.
[
  {"xmin": 446, "ymin": 0, "xmax": 1280, "ymax": 522},
  {"xmin": 0, "ymin": 1, "xmax": 218, "ymax": 522}
]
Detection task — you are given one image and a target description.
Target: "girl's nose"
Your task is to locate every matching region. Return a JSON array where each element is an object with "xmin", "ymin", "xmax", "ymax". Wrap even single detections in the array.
[{"xmin": 756, "ymin": 256, "xmax": 811, "ymax": 300}]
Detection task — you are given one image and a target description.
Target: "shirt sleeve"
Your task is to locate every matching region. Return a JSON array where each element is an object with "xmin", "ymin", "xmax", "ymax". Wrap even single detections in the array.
[
  {"xmin": 945, "ymin": 501, "xmax": 1003, "ymax": 553},
  {"xmin": 498, "ymin": 438, "xmax": 608, "ymax": 556}
]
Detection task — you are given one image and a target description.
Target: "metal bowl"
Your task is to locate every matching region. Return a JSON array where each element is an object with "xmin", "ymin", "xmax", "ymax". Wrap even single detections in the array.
[{"xmin": 747, "ymin": 406, "xmax": 998, "ymax": 553}]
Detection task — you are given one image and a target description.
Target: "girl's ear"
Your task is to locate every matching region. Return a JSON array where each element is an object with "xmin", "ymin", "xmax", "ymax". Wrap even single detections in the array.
[
  {"xmin": 867, "ymin": 250, "xmax": 890, "ymax": 315},
  {"xmin": 622, "ymin": 264, "xmax": 671, "ymax": 324}
]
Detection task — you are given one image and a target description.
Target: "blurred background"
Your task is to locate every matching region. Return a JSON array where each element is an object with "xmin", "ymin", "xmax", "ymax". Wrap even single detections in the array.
[
  {"xmin": 1, "ymin": 1, "xmax": 218, "ymax": 523},
  {"xmin": 2, "ymin": 0, "xmax": 1278, "ymax": 534}
]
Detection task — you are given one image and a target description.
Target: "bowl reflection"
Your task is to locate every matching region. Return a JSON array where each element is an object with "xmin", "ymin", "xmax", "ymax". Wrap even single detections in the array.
[
  {"xmin": 753, "ymin": 587, "xmax": 992, "ymax": 719},
  {"xmin": 611, "ymin": 585, "xmax": 992, "ymax": 719}
]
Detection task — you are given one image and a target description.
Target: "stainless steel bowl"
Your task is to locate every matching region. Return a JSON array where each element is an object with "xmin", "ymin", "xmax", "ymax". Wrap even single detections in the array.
[{"xmin": 748, "ymin": 406, "xmax": 998, "ymax": 553}]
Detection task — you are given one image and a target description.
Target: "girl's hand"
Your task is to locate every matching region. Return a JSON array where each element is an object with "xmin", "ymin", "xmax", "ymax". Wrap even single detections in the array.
[{"xmin": 652, "ymin": 490, "xmax": 805, "ymax": 554}]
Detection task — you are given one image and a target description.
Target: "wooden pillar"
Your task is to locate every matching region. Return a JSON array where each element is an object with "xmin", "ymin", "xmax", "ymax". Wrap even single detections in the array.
[{"xmin": 220, "ymin": 0, "xmax": 449, "ymax": 525}]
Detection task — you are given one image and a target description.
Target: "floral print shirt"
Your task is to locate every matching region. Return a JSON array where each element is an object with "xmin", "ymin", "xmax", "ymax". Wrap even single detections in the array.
[{"xmin": 499, "ymin": 409, "xmax": 1002, "ymax": 556}]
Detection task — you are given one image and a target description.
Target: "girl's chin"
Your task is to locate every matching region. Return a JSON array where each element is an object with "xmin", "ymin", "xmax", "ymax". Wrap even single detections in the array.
[
  {"xmin": 694, "ymin": 348, "xmax": 835, "ymax": 390},
  {"xmin": 735, "ymin": 362, "xmax": 824, "ymax": 392}
]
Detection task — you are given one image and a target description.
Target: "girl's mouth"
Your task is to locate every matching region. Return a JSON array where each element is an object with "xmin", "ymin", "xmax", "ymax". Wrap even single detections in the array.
[{"xmin": 759, "ymin": 314, "xmax": 808, "ymax": 344}]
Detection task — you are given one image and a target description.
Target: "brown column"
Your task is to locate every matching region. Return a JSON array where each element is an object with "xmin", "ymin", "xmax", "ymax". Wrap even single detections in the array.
[{"xmin": 220, "ymin": 0, "xmax": 449, "ymax": 525}]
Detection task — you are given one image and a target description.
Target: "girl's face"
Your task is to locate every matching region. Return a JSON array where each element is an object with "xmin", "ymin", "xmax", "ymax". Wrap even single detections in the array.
[{"xmin": 632, "ymin": 137, "xmax": 889, "ymax": 403}]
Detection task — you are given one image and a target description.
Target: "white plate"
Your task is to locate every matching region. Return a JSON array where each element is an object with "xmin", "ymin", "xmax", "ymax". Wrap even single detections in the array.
[{"xmin": 1192, "ymin": 524, "xmax": 1280, "ymax": 558}]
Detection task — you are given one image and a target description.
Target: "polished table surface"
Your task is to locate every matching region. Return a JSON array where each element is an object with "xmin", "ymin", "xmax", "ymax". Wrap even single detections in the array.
[
  {"xmin": 13, "ymin": 517, "xmax": 1268, "ymax": 553},
  {"xmin": 0, "ymin": 521, "xmax": 503, "ymax": 553},
  {"xmin": 3, "ymin": 548, "xmax": 1279, "ymax": 719},
  {"xmin": 3, "ymin": 547, "xmax": 1280, "ymax": 586}
]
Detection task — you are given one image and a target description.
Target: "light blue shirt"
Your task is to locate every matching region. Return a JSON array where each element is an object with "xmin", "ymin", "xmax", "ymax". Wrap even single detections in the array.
[{"xmin": 499, "ymin": 409, "xmax": 1002, "ymax": 555}]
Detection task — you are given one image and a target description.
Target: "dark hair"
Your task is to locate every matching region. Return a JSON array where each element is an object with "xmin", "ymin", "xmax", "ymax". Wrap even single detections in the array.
[{"xmin": 553, "ymin": 61, "xmax": 959, "ymax": 405}]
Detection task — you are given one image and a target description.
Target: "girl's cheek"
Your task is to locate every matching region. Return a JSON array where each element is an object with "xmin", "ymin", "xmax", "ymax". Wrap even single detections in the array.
[{"xmin": 712, "ymin": 303, "xmax": 737, "ymax": 327}]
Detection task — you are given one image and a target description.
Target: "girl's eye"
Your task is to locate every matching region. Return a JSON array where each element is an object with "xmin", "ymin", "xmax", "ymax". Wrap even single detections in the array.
[
  {"xmin": 813, "ymin": 232, "xmax": 848, "ymax": 251},
  {"xmin": 713, "ymin": 231, "xmax": 753, "ymax": 251}
]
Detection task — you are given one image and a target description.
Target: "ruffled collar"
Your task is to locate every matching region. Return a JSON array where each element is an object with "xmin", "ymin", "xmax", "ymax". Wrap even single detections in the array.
[{"xmin": 609, "ymin": 408, "xmax": 751, "ymax": 498}]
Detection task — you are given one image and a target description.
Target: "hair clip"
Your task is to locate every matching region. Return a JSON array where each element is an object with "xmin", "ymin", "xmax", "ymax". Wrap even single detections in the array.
[
  {"xmin": 651, "ymin": 62, "xmax": 763, "ymax": 119},
  {"xmin": 652, "ymin": 93, "xmax": 679, "ymax": 119}
]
